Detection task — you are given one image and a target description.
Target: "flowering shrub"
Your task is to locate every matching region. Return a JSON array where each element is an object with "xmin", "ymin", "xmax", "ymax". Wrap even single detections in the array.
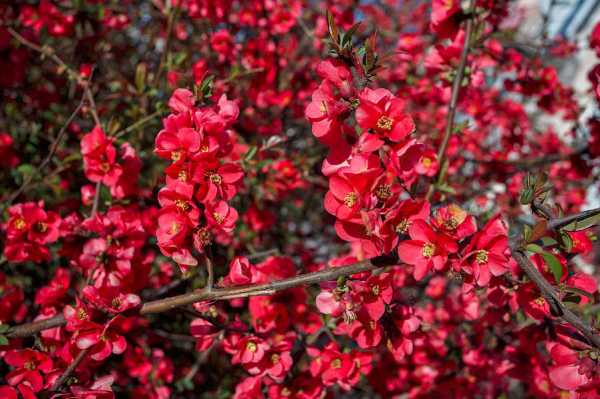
[{"xmin": 1, "ymin": 0, "xmax": 600, "ymax": 397}]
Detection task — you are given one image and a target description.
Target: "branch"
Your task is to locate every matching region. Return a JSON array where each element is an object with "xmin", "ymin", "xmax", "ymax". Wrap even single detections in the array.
[
  {"xmin": 512, "ymin": 202, "xmax": 600, "ymax": 349},
  {"xmin": 512, "ymin": 250, "xmax": 600, "ymax": 348},
  {"xmin": 3, "ymin": 92, "xmax": 86, "ymax": 206},
  {"xmin": 7, "ymin": 260, "xmax": 379, "ymax": 338},
  {"xmin": 50, "ymin": 348, "xmax": 89, "ymax": 392},
  {"xmin": 426, "ymin": 1, "xmax": 476, "ymax": 201}
]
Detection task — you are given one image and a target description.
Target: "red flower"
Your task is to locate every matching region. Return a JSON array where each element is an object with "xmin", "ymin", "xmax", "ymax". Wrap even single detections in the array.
[
  {"xmin": 75, "ymin": 317, "xmax": 128, "ymax": 361},
  {"xmin": 461, "ymin": 215, "xmax": 511, "ymax": 287},
  {"xmin": 430, "ymin": 0, "xmax": 462, "ymax": 39},
  {"xmin": 3, "ymin": 201, "xmax": 61, "ymax": 263},
  {"xmin": 356, "ymin": 88, "xmax": 415, "ymax": 143},
  {"xmin": 397, "ymin": 220, "xmax": 458, "ymax": 280},
  {"xmin": 81, "ymin": 126, "xmax": 123, "ymax": 187},
  {"xmin": 205, "ymin": 200, "xmax": 238, "ymax": 234},
  {"xmin": 5, "ymin": 349, "xmax": 53, "ymax": 393}
]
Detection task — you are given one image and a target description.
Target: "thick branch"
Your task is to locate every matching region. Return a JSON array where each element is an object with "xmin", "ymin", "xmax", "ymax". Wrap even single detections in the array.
[
  {"xmin": 512, "ymin": 250, "xmax": 600, "ymax": 348},
  {"xmin": 8, "ymin": 260, "xmax": 378, "ymax": 338}
]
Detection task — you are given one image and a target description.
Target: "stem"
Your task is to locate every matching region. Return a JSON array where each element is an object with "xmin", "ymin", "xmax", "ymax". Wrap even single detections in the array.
[
  {"xmin": 205, "ymin": 255, "xmax": 214, "ymax": 292},
  {"xmin": 426, "ymin": 1, "xmax": 475, "ymax": 201},
  {"xmin": 50, "ymin": 348, "xmax": 89, "ymax": 392},
  {"xmin": 90, "ymin": 181, "xmax": 102, "ymax": 217},
  {"xmin": 4, "ymin": 93, "xmax": 86, "ymax": 206},
  {"xmin": 7, "ymin": 260, "xmax": 379, "ymax": 338},
  {"xmin": 512, "ymin": 250, "xmax": 600, "ymax": 348},
  {"xmin": 113, "ymin": 110, "xmax": 164, "ymax": 138}
]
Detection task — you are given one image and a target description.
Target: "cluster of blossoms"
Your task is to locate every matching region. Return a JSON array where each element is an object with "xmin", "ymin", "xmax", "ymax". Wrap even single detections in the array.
[
  {"xmin": 2, "ymin": 0, "xmax": 600, "ymax": 398},
  {"xmin": 154, "ymin": 88, "xmax": 243, "ymax": 269}
]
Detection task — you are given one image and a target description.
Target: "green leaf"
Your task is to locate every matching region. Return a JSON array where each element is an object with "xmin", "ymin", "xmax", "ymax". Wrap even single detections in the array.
[
  {"xmin": 540, "ymin": 236, "xmax": 558, "ymax": 246},
  {"xmin": 0, "ymin": 324, "xmax": 9, "ymax": 333},
  {"xmin": 525, "ymin": 243, "xmax": 544, "ymax": 254},
  {"xmin": 0, "ymin": 335, "xmax": 8, "ymax": 346},
  {"xmin": 562, "ymin": 213, "xmax": 600, "ymax": 231},
  {"xmin": 244, "ymin": 146, "xmax": 258, "ymax": 162},
  {"xmin": 540, "ymin": 252, "xmax": 563, "ymax": 284}
]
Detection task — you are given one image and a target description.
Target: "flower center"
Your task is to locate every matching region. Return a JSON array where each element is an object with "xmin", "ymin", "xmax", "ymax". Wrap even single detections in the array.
[
  {"xmin": 376, "ymin": 115, "xmax": 393, "ymax": 131},
  {"xmin": 246, "ymin": 342, "xmax": 257, "ymax": 353},
  {"xmin": 35, "ymin": 222, "xmax": 48, "ymax": 233},
  {"xmin": 171, "ymin": 151, "xmax": 182, "ymax": 161},
  {"xmin": 77, "ymin": 308, "xmax": 88, "ymax": 320},
  {"xmin": 169, "ymin": 222, "xmax": 181, "ymax": 235},
  {"xmin": 343, "ymin": 192, "xmax": 358, "ymax": 208},
  {"xmin": 195, "ymin": 227, "xmax": 211, "ymax": 247},
  {"xmin": 319, "ymin": 101, "xmax": 327, "ymax": 114},
  {"xmin": 213, "ymin": 212, "xmax": 224, "ymax": 224},
  {"xmin": 421, "ymin": 157, "xmax": 432, "ymax": 168},
  {"xmin": 24, "ymin": 361, "xmax": 36, "ymax": 371},
  {"xmin": 443, "ymin": 217, "xmax": 458, "ymax": 230},
  {"xmin": 175, "ymin": 199, "xmax": 189, "ymax": 211},
  {"xmin": 331, "ymin": 358, "xmax": 342, "ymax": 369},
  {"xmin": 422, "ymin": 243, "xmax": 436, "ymax": 258},
  {"xmin": 375, "ymin": 184, "xmax": 392, "ymax": 200},
  {"xmin": 475, "ymin": 250, "xmax": 488, "ymax": 264},
  {"xmin": 271, "ymin": 354, "xmax": 280, "ymax": 364},
  {"xmin": 371, "ymin": 285, "xmax": 380, "ymax": 296},
  {"xmin": 13, "ymin": 218, "xmax": 26, "ymax": 230},
  {"xmin": 396, "ymin": 218, "xmax": 411, "ymax": 234},
  {"xmin": 534, "ymin": 297, "xmax": 546, "ymax": 306},
  {"xmin": 210, "ymin": 173, "xmax": 222, "ymax": 185},
  {"xmin": 178, "ymin": 170, "xmax": 188, "ymax": 182},
  {"xmin": 111, "ymin": 298, "xmax": 121, "ymax": 308}
]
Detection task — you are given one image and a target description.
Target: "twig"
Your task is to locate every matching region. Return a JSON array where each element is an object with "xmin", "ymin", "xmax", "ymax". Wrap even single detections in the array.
[
  {"xmin": 549, "ymin": 207, "xmax": 600, "ymax": 230},
  {"xmin": 113, "ymin": 110, "xmax": 164, "ymax": 138},
  {"xmin": 512, "ymin": 250, "xmax": 600, "ymax": 348},
  {"xmin": 426, "ymin": 0, "xmax": 475, "ymax": 201},
  {"xmin": 512, "ymin": 201, "xmax": 600, "ymax": 349},
  {"xmin": 4, "ymin": 93, "xmax": 86, "ymax": 205},
  {"xmin": 205, "ymin": 256, "xmax": 214, "ymax": 292},
  {"xmin": 90, "ymin": 181, "xmax": 102, "ymax": 217},
  {"xmin": 50, "ymin": 348, "xmax": 90, "ymax": 392},
  {"xmin": 155, "ymin": 5, "xmax": 180, "ymax": 85},
  {"xmin": 7, "ymin": 260, "xmax": 379, "ymax": 338}
]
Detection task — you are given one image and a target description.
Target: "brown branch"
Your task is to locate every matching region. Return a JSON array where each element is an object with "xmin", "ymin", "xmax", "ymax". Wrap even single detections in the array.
[
  {"xmin": 512, "ymin": 250, "xmax": 600, "ymax": 348},
  {"xmin": 426, "ymin": 1, "xmax": 476, "ymax": 201},
  {"xmin": 512, "ymin": 202, "xmax": 600, "ymax": 349},
  {"xmin": 548, "ymin": 207, "xmax": 600, "ymax": 230},
  {"xmin": 7, "ymin": 260, "xmax": 378, "ymax": 338},
  {"xmin": 467, "ymin": 146, "xmax": 587, "ymax": 170},
  {"xmin": 3, "ymin": 92, "xmax": 86, "ymax": 206},
  {"xmin": 90, "ymin": 181, "xmax": 102, "ymax": 217},
  {"xmin": 50, "ymin": 348, "xmax": 90, "ymax": 392}
]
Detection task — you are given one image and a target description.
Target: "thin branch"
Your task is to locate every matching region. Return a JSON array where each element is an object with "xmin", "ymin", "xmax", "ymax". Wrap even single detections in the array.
[
  {"xmin": 549, "ymin": 207, "xmax": 600, "ymax": 230},
  {"xmin": 4, "ymin": 93, "xmax": 86, "ymax": 205},
  {"xmin": 205, "ymin": 256, "xmax": 214, "ymax": 292},
  {"xmin": 90, "ymin": 181, "xmax": 102, "ymax": 217},
  {"xmin": 512, "ymin": 250, "xmax": 600, "ymax": 348},
  {"xmin": 426, "ymin": 1, "xmax": 475, "ymax": 201},
  {"xmin": 50, "ymin": 348, "xmax": 90, "ymax": 392},
  {"xmin": 7, "ymin": 260, "xmax": 379, "ymax": 338},
  {"xmin": 113, "ymin": 110, "xmax": 164, "ymax": 138},
  {"xmin": 512, "ymin": 202, "xmax": 600, "ymax": 349}
]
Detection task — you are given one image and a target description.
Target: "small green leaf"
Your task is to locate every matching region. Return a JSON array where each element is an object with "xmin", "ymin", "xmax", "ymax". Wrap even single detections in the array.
[
  {"xmin": 0, "ymin": 324, "xmax": 9, "ymax": 333},
  {"xmin": 244, "ymin": 146, "xmax": 258, "ymax": 161},
  {"xmin": 525, "ymin": 243, "xmax": 544, "ymax": 254},
  {"xmin": 540, "ymin": 252, "xmax": 563, "ymax": 284},
  {"xmin": 0, "ymin": 335, "xmax": 8, "ymax": 346},
  {"xmin": 540, "ymin": 236, "xmax": 558, "ymax": 246}
]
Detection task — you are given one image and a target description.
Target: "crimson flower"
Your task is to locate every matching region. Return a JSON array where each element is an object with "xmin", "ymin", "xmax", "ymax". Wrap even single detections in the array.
[{"xmin": 397, "ymin": 219, "xmax": 458, "ymax": 280}]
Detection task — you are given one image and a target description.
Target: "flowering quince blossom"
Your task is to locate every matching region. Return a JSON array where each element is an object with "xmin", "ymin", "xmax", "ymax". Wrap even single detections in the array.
[
  {"xmin": 3, "ymin": 1, "xmax": 600, "ymax": 398},
  {"xmin": 2, "ymin": 201, "xmax": 61, "ymax": 263}
]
